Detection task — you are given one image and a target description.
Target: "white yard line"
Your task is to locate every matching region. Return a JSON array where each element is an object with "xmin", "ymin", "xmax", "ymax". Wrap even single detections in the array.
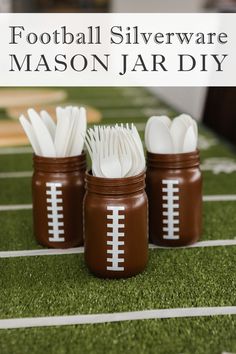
[
  {"xmin": 0, "ymin": 204, "xmax": 32, "ymax": 211},
  {"xmin": 1, "ymin": 239, "xmax": 236, "ymax": 259},
  {"xmin": 203, "ymin": 195, "xmax": 236, "ymax": 202},
  {"xmin": 0, "ymin": 306, "xmax": 235, "ymax": 329},
  {"xmin": 149, "ymin": 239, "xmax": 236, "ymax": 249},
  {"xmin": 1, "ymin": 195, "xmax": 236, "ymax": 212},
  {"xmin": 0, "ymin": 247, "xmax": 85, "ymax": 258},
  {"xmin": 102, "ymin": 108, "xmax": 170, "ymax": 119},
  {"xmin": 0, "ymin": 147, "xmax": 32, "ymax": 155},
  {"xmin": 102, "ymin": 109, "xmax": 146, "ymax": 118},
  {"xmin": 0, "ymin": 171, "xmax": 32, "ymax": 179}
]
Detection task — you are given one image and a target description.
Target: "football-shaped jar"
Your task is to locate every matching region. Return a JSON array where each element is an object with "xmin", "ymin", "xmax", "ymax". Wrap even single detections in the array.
[
  {"xmin": 84, "ymin": 171, "xmax": 148, "ymax": 278},
  {"xmin": 146, "ymin": 150, "xmax": 202, "ymax": 247},
  {"xmin": 32, "ymin": 153, "xmax": 86, "ymax": 248}
]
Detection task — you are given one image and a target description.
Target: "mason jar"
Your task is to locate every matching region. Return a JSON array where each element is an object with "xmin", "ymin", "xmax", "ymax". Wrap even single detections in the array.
[
  {"xmin": 146, "ymin": 150, "xmax": 202, "ymax": 247},
  {"xmin": 32, "ymin": 153, "xmax": 86, "ymax": 248},
  {"xmin": 84, "ymin": 171, "xmax": 148, "ymax": 278}
]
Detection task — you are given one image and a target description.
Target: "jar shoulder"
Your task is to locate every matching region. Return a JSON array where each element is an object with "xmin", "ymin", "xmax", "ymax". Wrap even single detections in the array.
[
  {"xmin": 147, "ymin": 167, "xmax": 201, "ymax": 181},
  {"xmin": 84, "ymin": 191, "xmax": 147, "ymax": 209},
  {"xmin": 32, "ymin": 171, "xmax": 85, "ymax": 188},
  {"xmin": 33, "ymin": 170, "xmax": 84, "ymax": 180}
]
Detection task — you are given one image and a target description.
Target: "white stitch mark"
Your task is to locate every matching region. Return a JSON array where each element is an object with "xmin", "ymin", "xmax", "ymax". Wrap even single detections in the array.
[
  {"xmin": 106, "ymin": 206, "xmax": 125, "ymax": 271},
  {"xmin": 107, "ymin": 240, "xmax": 125, "ymax": 246},
  {"xmin": 46, "ymin": 182, "xmax": 65, "ymax": 242},
  {"xmin": 162, "ymin": 180, "xmax": 180, "ymax": 240}
]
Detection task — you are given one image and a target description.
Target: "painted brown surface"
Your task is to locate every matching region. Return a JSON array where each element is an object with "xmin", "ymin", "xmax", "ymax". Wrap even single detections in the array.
[
  {"xmin": 146, "ymin": 150, "xmax": 202, "ymax": 247},
  {"xmin": 84, "ymin": 171, "xmax": 148, "ymax": 279},
  {"xmin": 32, "ymin": 153, "xmax": 86, "ymax": 248}
]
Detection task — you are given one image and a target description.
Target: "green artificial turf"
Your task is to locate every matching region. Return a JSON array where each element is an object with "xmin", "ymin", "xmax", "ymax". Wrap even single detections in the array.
[
  {"xmin": 74, "ymin": 96, "xmax": 162, "ymax": 109},
  {"xmin": 203, "ymin": 201, "xmax": 236, "ymax": 239},
  {"xmin": 0, "ymin": 153, "xmax": 33, "ymax": 172},
  {"xmin": 203, "ymin": 171, "xmax": 236, "ymax": 195},
  {"xmin": 0, "ymin": 108, "xmax": 7, "ymax": 120},
  {"xmin": 1, "ymin": 248, "xmax": 236, "ymax": 318},
  {"xmin": 0, "ymin": 201, "xmax": 236, "ymax": 251},
  {"xmin": 0, "ymin": 317, "xmax": 235, "ymax": 354},
  {"xmin": 0, "ymin": 248, "xmax": 235, "ymax": 353},
  {"xmin": 0, "ymin": 178, "xmax": 31, "ymax": 205},
  {"xmin": 0, "ymin": 86, "xmax": 236, "ymax": 354},
  {"xmin": 0, "ymin": 210, "xmax": 37, "ymax": 251},
  {"xmin": 2, "ymin": 168, "xmax": 236, "ymax": 205},
  {"xmin": 65, "ymin": 87, "xmax": 151, "ymax": 100}
]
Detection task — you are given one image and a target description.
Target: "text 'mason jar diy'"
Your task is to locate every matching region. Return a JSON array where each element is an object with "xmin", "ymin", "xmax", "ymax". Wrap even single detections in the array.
[
  {"xmin": 32, "ymin": 153, "xmax": 86, "ymax": 248},
  {"xmin": 84, "ymin": 171, "xmax": 148, "ymax": 278},
  {"xmin": 146, "ymin": 150, "xmax": 202, "ymax": 247}
]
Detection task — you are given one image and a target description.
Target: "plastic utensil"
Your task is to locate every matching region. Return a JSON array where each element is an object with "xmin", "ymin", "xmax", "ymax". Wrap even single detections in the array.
[
  {"xmin": 85, "ymin": 128, "xmax": 104, "ymax": 177},
  {"xmin": 148, "ymin": 119, "xmax": 173, "ymax": 154},
  {"xmin": 123, "ymin": 124, "xmax": 145, "ymax": 174},
  {"xmin": 100, "ymin": 128, "xmax": 122, "ymax": 178},
  {"xmin": 178, "ymin": 113, "xmax": 198, "ymax": 139},
  {"xmin": 66, "ymin": 107, "xmax": 79, "ymax": 156},
  {"xmin": 64, "ymin": 113, "xmax": 76, "ymax": 157},
  {"xmin": 130, "ymin": 124, "xmax": 144, "ymax": 154},
  {"xmin": 27, "ymin": 108, "xmax": 56, "ymax": 157},
  {"xmin": 70, "ymin": 107, "xmax": 87, "ymax": 156},
  {"xmin": 183, "ymin": 125, "xmax": 197, "ymax": 153},
  {"xmin": 145, "ymin": 116, "xmax": 171, "ymax": 152},
  {"xmin": 19, "ymin": 115, "xmax": 41, "ymax": 156},
  {"xmin": 85, "ymin": 124, "xmax": 145, "ymax": 178},
  {"xmin": 170, "ymin": 117, "xmax": 188, "ymax": 153},
  {"xmin": 191, "ymin": 119, "xmax": 198, "ymax": 139},
  {"xmin": 121, "ymin": 128, "xmax": 140, "ymax": 176},
  {"xmin": 40, "ymin": 110, "xmax": 56, "ymax": 140},
  {"xmin": 118, "ymin": 130, "xmax": 133, "ymax": 177},
  {"xmin": 125, "ymin": 126, "xmax": 143, "ymax": 176},
  {"xmin": 54, "ymin": 107, "xmax": 72, "ymax": 157}
]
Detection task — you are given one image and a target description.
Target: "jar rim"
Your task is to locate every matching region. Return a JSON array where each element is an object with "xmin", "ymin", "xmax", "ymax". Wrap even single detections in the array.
[
  {"xmin": 85, "ymin": 170, "xmax": 146, "ymax": 195},
  {"xmin": 147, "ymin": 149, "xmax": 200, "ymax": 168},
  {"xmin": 33, "ymin": 151, "xmax": 86, "ymax": 163},
  {"xmin": 33, "ymin": 151, "xmax": 86, "ymax": 172}
]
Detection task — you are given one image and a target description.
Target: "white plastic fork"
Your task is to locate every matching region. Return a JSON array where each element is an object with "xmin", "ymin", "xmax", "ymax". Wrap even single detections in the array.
[
  {"xmin": 85, "ymin": 129, "xmax": 103, "ymax": 177},
  {"xmin": 122, "ymin": 128, "xmax": 140, "ymax": 177},
  {"xmin": 130, "ymin": 124, "xmax": 145, "ymax": 172},
  {"xmin": 118, "ymin": 130, "xmax": 132, "ymax": 177},
  {"xmin": 100, "ymin": 128, "xmax": 122, "ymax": 178}
]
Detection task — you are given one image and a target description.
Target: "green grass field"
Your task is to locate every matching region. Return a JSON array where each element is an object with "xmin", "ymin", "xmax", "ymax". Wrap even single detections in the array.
[{"xmin": 0, "ymin": 87, "xmax": 236, "ymax": 354}]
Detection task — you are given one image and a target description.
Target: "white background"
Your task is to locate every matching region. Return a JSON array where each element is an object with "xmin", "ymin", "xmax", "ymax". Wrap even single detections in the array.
[{"xmin": 0, "ymin": 13, "xmax": 235, "ymax": 87}]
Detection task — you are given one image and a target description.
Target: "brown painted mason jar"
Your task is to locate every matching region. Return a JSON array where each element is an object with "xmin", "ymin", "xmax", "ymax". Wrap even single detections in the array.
[
  {"xmin": 146, "ymin": 150, "xmax": 202, "ymax": 247},
  {"xmin": 84, "ymin": 171, "xmax": 148, "ymax": 278},
  {"xmin": 32, "ymin": 153, "xmax": 86, "ymax": 248}
]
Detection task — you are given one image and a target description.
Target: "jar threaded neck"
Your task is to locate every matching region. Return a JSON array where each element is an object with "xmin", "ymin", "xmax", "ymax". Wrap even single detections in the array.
[
  {"xmin": 147, "ymin": 150, "xmax": 200, "ymax": 169},
  {"xmin": 33, "ymin": 152, "xmax": 86, "ymax": 173},
  {"xmin": 85, "ymin": 171, "xmax": 146, "ymax": 195}
]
